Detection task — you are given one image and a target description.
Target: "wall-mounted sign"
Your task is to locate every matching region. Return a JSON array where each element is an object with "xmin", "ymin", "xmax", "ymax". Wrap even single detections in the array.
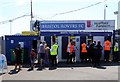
[
  {"xmin": 86, "ymin": 20, "xmax": 115, "ymax": 30},
  {"xmin": 30, "ymin": 20, "xmax": 115, "ymax": 31},
  {"xmin": 40, "ymin": 23, "xmax": 85, "ymax": 30}
]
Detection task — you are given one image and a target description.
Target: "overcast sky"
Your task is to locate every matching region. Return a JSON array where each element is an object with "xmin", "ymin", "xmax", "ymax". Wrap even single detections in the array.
[{"xmin": 0, "ymin": 0, "xmax": 119, "ymax": 36}]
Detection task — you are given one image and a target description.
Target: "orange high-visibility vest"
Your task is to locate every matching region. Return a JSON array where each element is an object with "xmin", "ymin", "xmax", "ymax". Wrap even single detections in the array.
[
  {"xmin": 104, "ymin": 40, "xmax": 111, "ymax": 51},
  {"xmin": 70, "ymin": 45, "xmax": 74, "ymax": 53},
  {"xmin": 81, "ymin": 43, "xmax": 87, "ymax": 53}
]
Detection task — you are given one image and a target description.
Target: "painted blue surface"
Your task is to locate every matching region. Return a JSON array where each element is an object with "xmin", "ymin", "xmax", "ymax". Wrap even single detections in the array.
[
  {"xmin": 44, "ymin": 36, "xmax": 51, "ymax": 48},
  {"xmin": 5, "ymin": 36, "xmax": 39, "ymax": 63},
  {"xmin": 40, "ymin": 32, "xmax": 112, "ymax": 36},
  {"xmin": 5, "ymin": 31, "xmax": 113, "ymax": 63}
]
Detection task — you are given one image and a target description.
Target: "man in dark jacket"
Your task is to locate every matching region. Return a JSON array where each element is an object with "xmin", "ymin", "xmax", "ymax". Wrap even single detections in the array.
[
  {"xmin": 95, "ymin": 41, "xmax": 102, "ymax": 67},
  {"xmin": 89, "ymin": 41, "xmax": 96, "ymax": 67},
  {"xmin": 14, "ymin": 44, "xmax": 22, "ymax": 71}
]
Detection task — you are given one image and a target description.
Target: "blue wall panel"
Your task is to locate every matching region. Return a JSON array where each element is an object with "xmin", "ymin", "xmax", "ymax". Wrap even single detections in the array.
[{"xmin": 5, "ymin": 36, "xmax": 38, "ymax": 63}]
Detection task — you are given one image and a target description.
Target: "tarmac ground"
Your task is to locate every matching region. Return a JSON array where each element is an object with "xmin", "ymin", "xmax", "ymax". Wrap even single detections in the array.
[{"xmin": 0, "ymin": 62, "xmax": 120, "ymax": 81}]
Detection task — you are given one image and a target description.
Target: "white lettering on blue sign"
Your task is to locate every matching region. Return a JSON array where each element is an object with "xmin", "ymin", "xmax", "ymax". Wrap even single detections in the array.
[{"xmin": 40, "ymin": 23, "xmax": 85, "ymax": 30}]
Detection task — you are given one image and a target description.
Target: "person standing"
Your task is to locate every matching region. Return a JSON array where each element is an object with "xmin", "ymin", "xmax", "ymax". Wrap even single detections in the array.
[
  {"xmin": 50, "ymin": 42, "xmax": 59, "ymax": 68},
  {"xmin": 87, "ymin": 40, "xmax": 92, "ymax": 62},
  {"xmin": 95, "ymin": 41, "xmax": 102, "ymax": 67},
  {"xmin": 14, "ymin": 44, "xmax": 22, "ymax": 71},
  {"xmin": 44, "ymin": 44, "xmax": 50, "ymax": 66},
  {"xmin": 66, "ymin": 42, "xmax": 71, "ymax": 63},
  {"xmin": 69, "ymin": 42, "xmax": 75, "ymax": 63},
  {"xmin": 72, "ymin": 41, "xmax": 78, "ymax": 63},
  {"xmin": 38, "ymin": 42, "xmax": 45, "ymax": 69},
  {"xmin": 28, "ymin": 49, "xmax": 36, "ymax": 71},
  {"xmin": 113, "ymin": 41, "xmax": 119, "ymax": 62},
  {"xmin": 104, "ymin": 39, "xmax": 111, "ymax": 62},
  {"xmin": 89, "ymin": 41, "xmax": 96, "ymax": 67},
  {"xmin": 81, "ymin": 43, "xmax": 87, "ymax": 62}
]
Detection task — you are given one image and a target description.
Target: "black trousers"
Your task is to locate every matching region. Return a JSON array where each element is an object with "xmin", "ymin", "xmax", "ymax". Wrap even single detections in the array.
[
  {"xmin": 81, "ymin": 52, "xmax": 87, "ymax": 62},
  {"xmin": 50, "ymin": 55, "xmax": 57, "ymax": 67},
  {"xmin": 66, "ymin": 52, "xmax": 70, "ymax": 63},
  {"xmin": 93, "ymin": 54, "xmax": 101, "ymax": 67},
  {"xmin": 104, "ymin": 50, "xmax": 110, "ymax": 61},
  {"xmin": 113, "ymin": 51, "xmax": 119, "ymax": 61},
  {"xmin": 72, "ymin": 52, "xmax": 75, "ymax": 62},
  {"xmin": 69, "ymin": 53, "xmax": 73, "ymax": 63}
]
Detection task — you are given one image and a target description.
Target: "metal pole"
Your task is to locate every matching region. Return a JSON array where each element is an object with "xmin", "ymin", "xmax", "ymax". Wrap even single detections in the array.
[
  {"xmin": 38, "ymin": 21, "xmax": 40, "ymax": 41},
  {"xmin": 104, "ymin": 8, "xmax": 106, "ymax": 20},
  {"xmin": 31, "ymin": 0, "xmax": 33, "ymax": 21},
  {"xmin": 104, "ymin": 4, "xmax": 107, "ymax": 20},
  {"xmin": 9, "ymin": 20, "xmax": 12, "ymax": 34},
  {"xmin": 37, "ymin": 21, "xmax": 40, "ymax": 64}
]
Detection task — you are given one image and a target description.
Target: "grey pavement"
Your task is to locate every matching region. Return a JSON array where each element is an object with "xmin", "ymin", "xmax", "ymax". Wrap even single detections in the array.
[{"xmin": 1, "ymin": 62, "xmax": 119, "ymax": 80}]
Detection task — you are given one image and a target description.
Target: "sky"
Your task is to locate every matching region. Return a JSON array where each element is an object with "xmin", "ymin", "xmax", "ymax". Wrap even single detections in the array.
[{"xmin": 0, "ymin": 0, "xmax": 119, "ymax": 36}]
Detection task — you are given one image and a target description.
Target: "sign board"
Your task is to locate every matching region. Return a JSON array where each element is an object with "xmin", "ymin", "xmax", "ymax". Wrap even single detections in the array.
[
  {"xmin": 40, "ymin": 23, "xmax": 85, "ymax": 30},
  {"xmin": 30, "ymin": 20, "xmax": 115, "ymax": 31},
  {"xmin": 19, "ymin": 42, "xmax": 24, "ymax": 48},
  {"xmin": 22, "ymin": 31, "xmax": 38, "ymax": 35},
  {"xmin": 85, "ymin": 20, "xmax": 115, "ymax": 30}
]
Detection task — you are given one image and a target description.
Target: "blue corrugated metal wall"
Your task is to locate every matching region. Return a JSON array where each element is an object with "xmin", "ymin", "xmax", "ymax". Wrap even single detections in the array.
[{"xmin": 5, "ymin": 35, "xmax": 38, "ymax": 63}]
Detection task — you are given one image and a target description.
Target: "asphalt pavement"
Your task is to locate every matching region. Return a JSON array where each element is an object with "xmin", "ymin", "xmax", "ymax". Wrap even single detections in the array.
[{"xmin": 1, "ymin": 62, "xmax": 120, "ymax": 80}]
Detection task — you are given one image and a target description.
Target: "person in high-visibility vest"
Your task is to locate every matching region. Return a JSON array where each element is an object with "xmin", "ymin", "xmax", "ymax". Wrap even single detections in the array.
[
  {"xmin": 113, "ymin": 42, "xmax": 119, "ymax": 62},
  {"xmin": 104, "ymin": 39, "xmax": 111, "ymax": 62},
  {"xmin": 50, "ymin": 42, "xmax": 59, "ymax": 68},
  {"xmin": 69, "ymin": 41, "xmax": 75, "ymax": 63},
  {"xmin": 81, "ymin": 43, "xmax": 87, "ymax": 62},
  {"xmin": 72, "ymin": 41, "xmax": 78, "ymax": 63}
]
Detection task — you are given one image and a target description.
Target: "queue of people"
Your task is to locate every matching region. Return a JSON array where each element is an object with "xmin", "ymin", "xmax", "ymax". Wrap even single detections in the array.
[
  {"xmin": 12, "ymin": 39, "xmax": 119, "ymax": 71},
  {"xmin": 66, "ymin": 39, "xmax": 119, "ymax": 67},
  {"xmin": 37, "ymin": 41, "xmax": 59, "ymax": 70},
  {"xmin": 12, "ymin": 41, "xmax": 59, "ymax": 71}
]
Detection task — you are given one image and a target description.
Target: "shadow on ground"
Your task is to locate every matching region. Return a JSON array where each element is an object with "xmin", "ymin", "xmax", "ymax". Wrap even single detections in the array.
[
  {"xmin": 20, "ymin": 61, "xmax": 120, "ymax": 69},
  {"xmin": 8, "ymin": 69, "xmax": 22, "ymax": 75}
]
